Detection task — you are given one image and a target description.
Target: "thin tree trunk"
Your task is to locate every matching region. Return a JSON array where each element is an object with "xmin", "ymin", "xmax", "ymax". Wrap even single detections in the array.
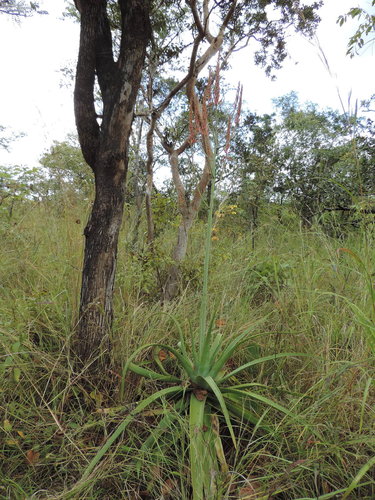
[
  {"xmin": 130, "ymin": 120, "xmax": 144, "ymax": 250},
  {"xmin": 145, "ymin": 115, "xmax": 156, "ymax": 245},
  {"xmin": 164, "ymin": 214, "xmax": 194, "ymax": 300},
  {"xmin": 131, "ymin": 169, "xmax": 144, "ymax": 250}
]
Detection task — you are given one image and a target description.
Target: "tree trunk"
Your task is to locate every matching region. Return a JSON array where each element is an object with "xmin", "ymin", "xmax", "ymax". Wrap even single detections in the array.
[
  {"xmin": 161, "ymin": 88, "xmax": 214, "ymax": 301},
  {"xmin": 73, "ymin": 0, "xmax": 151, "ymax": 369},
  {"xmin": 130, "ymin": 122, "xmax": 144, "ymax": 250},
  {"xmin": 164, "ymin": 213, "xmax": 194, "ymax": 301},
  {"xmin": 76, "ymin": 161, "xmax": 126, "ymax": 366}
]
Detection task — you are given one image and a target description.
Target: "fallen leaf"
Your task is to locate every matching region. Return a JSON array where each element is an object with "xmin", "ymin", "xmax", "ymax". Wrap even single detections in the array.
[
  {"xmin": 215, "ymin": 318, "xmax": 227, "ymax": 327},
  {"xmin": 161, "ymin": 478, "xmax": 176, "ymax": 496},
  {"xmin": 26, "ymin": 449, "xmax": 40, "ymax": 466},
  {"xmin": 17, "ymin": 430, "xmax": 26, "ymax": 439},
  {"xmin": 158, "ymin": 350, "xmax": 168, "ymax": 362}
]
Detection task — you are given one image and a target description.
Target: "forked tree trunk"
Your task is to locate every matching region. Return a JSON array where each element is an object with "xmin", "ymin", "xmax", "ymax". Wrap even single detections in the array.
[
  {"xmin": 73, "ymin": 0, "xmax": 151, "ymax": 369},
  {"xmin": 163, "ymin": 113, "xmax": 213, "ymax": 300}
]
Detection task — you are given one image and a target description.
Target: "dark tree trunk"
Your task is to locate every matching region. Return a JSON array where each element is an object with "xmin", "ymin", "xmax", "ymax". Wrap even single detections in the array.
[
  {"xmin": 77, "ymin": 161, "xmax": 126, "ymax": 364},
  {"xmin": 73, "ymin": 0, "xmax": 151, "ymax": 369}
]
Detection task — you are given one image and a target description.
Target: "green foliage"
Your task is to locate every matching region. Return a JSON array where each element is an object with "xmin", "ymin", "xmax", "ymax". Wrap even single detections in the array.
[
  {"xmin": 39, "ymin": 136, "xmax": 94, "ymax": 200},
  {"xmin": 243, "ymin": 258, "xmax": 291, "ymax": 303},
  {"xmin": 152, "ymin": 192, "xmax": 179, "ymax": 235},
  {"xmin": 337, "ymin": 1, "xmax": 375, "ymax": 57},
  {"xmin": 0, "ymin": 165, "xmax": 42, "ymax": 219},
  {"xmin": 229, "ymin": 93, "xmax": 374, "ymax": 232}
]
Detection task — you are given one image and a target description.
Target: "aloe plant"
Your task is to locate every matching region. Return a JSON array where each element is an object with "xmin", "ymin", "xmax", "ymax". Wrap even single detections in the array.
[
  {"xmin": 80, "ymin": 320, "xmax": 304, "ymax": 497},
  {"xmin": 78, "ymin": 71, "xmax": 306, "ymax": 499}
]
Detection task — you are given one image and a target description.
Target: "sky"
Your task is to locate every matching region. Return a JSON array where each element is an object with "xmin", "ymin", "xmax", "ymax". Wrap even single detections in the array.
[{"xmin": 0, "ymin": 0, "xmax": 374, "ymax": 169}]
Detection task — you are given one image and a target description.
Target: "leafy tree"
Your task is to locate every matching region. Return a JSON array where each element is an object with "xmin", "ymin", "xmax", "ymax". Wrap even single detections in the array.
[
  {"xmin": 271, "ymin": 92, "xmax": 374, "ymax": 227},
  {"xmin": 0, "ymin": 165, "xmax": 42, "ymax": 218},
  {"xmin": 231, "ymin": 111, "xmax": 277, "ymax": 235},
  {"xmin": 39, "ymin": 136, "xmax": 93, "ymax": 199}
]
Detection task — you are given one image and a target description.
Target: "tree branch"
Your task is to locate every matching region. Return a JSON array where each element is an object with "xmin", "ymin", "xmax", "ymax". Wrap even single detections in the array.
[{"xmin": 74, "ymin": 1, "xmax": 101, "ymax": 169}]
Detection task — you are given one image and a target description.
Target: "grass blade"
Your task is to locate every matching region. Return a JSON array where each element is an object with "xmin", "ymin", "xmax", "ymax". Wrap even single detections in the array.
[
  {"xmin": 81, "ymin": 385, "xmax": 184, "ymax": 480},
  {"xmin": 342, "ymin": 456, "xmax": 375, "ymax": 500}
]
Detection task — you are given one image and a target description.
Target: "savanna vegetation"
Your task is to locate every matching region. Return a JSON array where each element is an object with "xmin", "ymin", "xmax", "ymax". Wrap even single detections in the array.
[{"xmin": 1, "ymin": 1, "xmax": 374, "ymax": 499}]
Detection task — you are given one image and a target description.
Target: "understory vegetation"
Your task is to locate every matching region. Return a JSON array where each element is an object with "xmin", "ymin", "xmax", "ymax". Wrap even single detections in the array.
[{"xmin": 1, "ymin": 197, "xmax": 374, "ymax": 499}]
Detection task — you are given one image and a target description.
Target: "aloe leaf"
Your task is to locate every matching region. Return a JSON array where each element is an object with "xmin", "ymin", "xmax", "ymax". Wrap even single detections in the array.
[
  {"xmin": 209, "ymin": 333, "xmax": 223, "ymax": 361},
  {"xmin": 202, "ymin": 375, "xmax": 237, "ymax": 448},
  {"xmin": 223, "ymin": 387, "xmax": 297, "ymax": 421},
  {"xmin": 127, "ymin": 362, "xmax": 180, "ymax": 382},
  {"xmin": 218, "ymin": 352, "xmax": 309, "ymax": 383},
  {"xmin": 220, "ymin": 396, "xmax": 266, "ymax": 428},
  {"xmin": 155, "ymin": 343, "xmax": 195, "ymax": 378},
  {"xmin": 120, "ymin": 342, "xmax": 194, "ymax": 400},
  {"xmin": 210, "ymin": 413, "xmax": 228, "ymax": 475},
  {"xmin": 160, "ymin": 311, "xmax": 190, "ymax": 361},
  {"xmin": 81, "ymin": 385, "xmax": 184, "ymax": 480},
  {"xmin": 210, "ymin": 319, "xmax": 271, "ymax": 377}
]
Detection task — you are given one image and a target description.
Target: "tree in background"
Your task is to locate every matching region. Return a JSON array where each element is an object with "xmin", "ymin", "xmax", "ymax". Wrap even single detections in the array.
[
  {"xmin": 231, "ymin": 110, "xmax": 277, "ymax": 241},
  {"xmin": 270, "ymin": 92, "xmax": 359, "ymax": 227},
  {"xmin": 0, "ymin": 165, "xmax": 42, "ymax": 219},
  {"xmin": 39, "ymin": 135, "xmax": 93, "ymax": 200}
]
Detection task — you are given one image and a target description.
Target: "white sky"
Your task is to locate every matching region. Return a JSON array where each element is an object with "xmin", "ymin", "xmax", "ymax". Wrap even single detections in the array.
[{"xmin": 0, "ymin": 0, "xmax": 374, "ymax": 169}]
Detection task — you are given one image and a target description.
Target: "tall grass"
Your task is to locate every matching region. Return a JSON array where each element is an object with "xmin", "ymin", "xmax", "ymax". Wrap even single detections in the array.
[{"xmin": 0, "ymin": 199, "xmax": 374, "ymax": 499}]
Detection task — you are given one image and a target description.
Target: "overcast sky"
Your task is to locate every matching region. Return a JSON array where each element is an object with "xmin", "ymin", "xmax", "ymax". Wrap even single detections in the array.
[{"xmin": 0, "ymin": 0, "xmax": 374, "ymax": 169}]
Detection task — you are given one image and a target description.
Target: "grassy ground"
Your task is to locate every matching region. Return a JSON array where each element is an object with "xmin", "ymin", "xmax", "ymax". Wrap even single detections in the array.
[{"xmin": 0, "ymin": 199, "xmax": 374, "ymax": 499}]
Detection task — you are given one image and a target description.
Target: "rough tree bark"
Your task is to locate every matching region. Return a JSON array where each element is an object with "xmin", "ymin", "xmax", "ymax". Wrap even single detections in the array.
[{"xmin": 73, "ymin": 0, "xmax": 151, "ymax": 368}]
